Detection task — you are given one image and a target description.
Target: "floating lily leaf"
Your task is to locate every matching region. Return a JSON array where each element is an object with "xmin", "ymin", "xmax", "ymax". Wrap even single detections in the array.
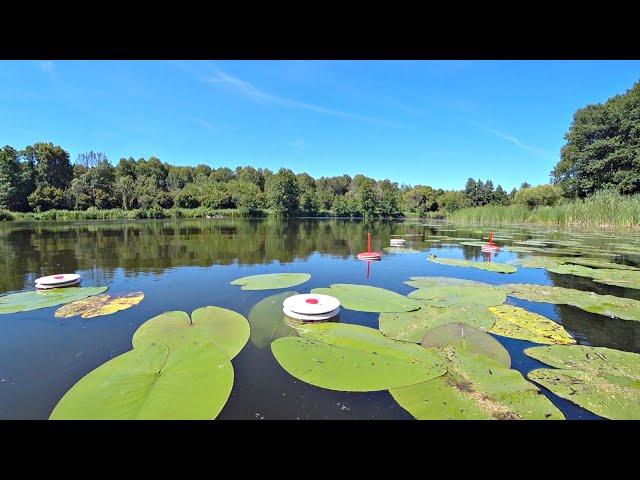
[
  {"xmin": 500, "ymin": 283, "xmax": 640, "ymax": 321},
  {"xmin": 525, "ymin": 345, "xmax": 640, "ymax": 419},
  {"xmin": 408, "ymin": 285, "xmax": 506, "ymax": 308},
  {"xmin": 488, "ymin": 305, "xmax": 575, "ymax": 345},
  {"xmin": 50, "ymin": 342, "xmax": 233, "ymax": 420},
  {"xmin": 230, "ymin": 273, "xmax": 311, "ymax": 290},
  {"xmin": 516, "ymin": 256, "xmax": 561, "ymax": 269},
  {"xmin": 271, "ymin": 323, "xmax": 446, "ymax": 391},
  {"xmin": 132, "ymin": 306, "xmax": 250, "ymax": 359},
  {"xmin": 379, "ymin": 306, "xmax": 496, "ymax": 343},
  {"xmin": 428, "ymin": 256, "xmax": 517, "ymax": 274},
  {"xmin": 0, "ymin": 286, "xmax": 108, "ymax": 315},
  {"xmin": 247, "ymin": 291, "xmax": 299, "ymax": 349},
  {"xmin": 547, "ymin": 264, "xmax": 640, "ymax": 289},
  {"xmin": 404, "ymin": 276, "xmax": 493, "ymax": 289},
  {"xmin": 561, "ymin": 257, "xmax": 640, "ymax": 271},
  {"xmin": 514, "ymin": 240, "xmax": 549, "ymax": 247},
  {"xmin": 504, "ymin": 246, "xmax": 537, "ymax": 253},
  {"xmin": 310, "ymin": 284, "xmax": 422, "ymax": 313},
  {"xmin": 459, "ymin": 241, "xmax": 487, "ymax": 247},
  {"xmin": 421, "ymin": 323, "xmax": 510, "ymax": 368},
  {"xmin": 383, "ymin": 247, "xmax": 422, "ymax": 254},
  {"xmin": 54, "ymin": 292, "xmax": 144, "ymax": 319},
  {"xmin": 389, "ymin": 347, "xmax": 564, "ymax": 420}
]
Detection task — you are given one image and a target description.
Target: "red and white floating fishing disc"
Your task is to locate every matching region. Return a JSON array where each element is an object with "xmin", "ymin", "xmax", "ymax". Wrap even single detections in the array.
[
  {"xmin": 283, "ymin": 307, "xmax": 341, "ymax": 322},
  {"xmin": 35, "ymin": 273, "xmax": 81, "ymax": 286},
  {"xmin": 390, "ymin": 238, "xmax": 406, "ymax": 246},
  {"xmin": 357, "ymin": 252, "xmax": 382, "ymax": 260},
  {"xmin": 35, "ymin": 279, "xmax": 81, "ymax": 290},
  {"xmin": 283, "ymin": 294, "xmax": 340, "ymax": 315}
]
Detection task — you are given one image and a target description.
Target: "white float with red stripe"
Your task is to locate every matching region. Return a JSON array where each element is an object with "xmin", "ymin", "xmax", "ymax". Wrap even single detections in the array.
[{"xmin": 34, "ymin": 273, "xmax": 81, "ymax": 290}]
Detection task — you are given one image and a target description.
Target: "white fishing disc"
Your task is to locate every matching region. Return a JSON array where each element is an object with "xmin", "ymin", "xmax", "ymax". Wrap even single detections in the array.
[
  {"xmin": 390, "ymin": 239, "xmax": 406, "ymax": 245},
  {"xmin": 283, "ymin": 293, "xmax": 341, "ymax": 315},
  {"xmin": 283, "ymin": 306, "xmax": 340, "ymax": 322},
  {"xmin": 35, "ymin": 279, "xmax": 81, "ymax": 290},
  {"xmin": 35, "ymin": 273, "xmax": 81, "ymax": 286}
]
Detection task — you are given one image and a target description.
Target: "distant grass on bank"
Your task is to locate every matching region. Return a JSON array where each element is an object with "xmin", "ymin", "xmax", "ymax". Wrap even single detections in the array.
[{"xmin": 448, "ymin": 190, "xmax": 640, "ymax": 228}]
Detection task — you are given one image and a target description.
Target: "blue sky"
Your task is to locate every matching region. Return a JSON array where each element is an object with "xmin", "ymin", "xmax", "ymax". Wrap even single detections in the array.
[{"xmin": 1, "ymin": 60, "xmax": 639, "ymax": 190}]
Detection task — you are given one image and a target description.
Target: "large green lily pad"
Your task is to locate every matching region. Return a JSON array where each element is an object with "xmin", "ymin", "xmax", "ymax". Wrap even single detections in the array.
[
  {"xmin": 271, "ymin": 323, "xmax": 446, "ymax": 391},
  {"xmin": 408, "ymin": 285, "xmax": 507, "ymax": 308},
  {"xmin": 501, "ymin": 283, "xmax": 640, "ymax": 321},
  {"xmin": 404, "ymin": 276, "xmax": 493, "ymax": 289},
  {"xmin": 547, "ymin": 264, "xmax": 640, "ymax": 289},
  {"xmin": 561, "ymin": 257, "xmax": 640, "ymax": 271},
  {"xmin": 428, "ymin": 256, "xmax": 517, "ymax": 274},
  {"xmin": 132, "ymin": 306, "xmax": 250, "ymax": 359},
  {"xmin": 230, "ymin": 273, "xmax": 311, "ymax": 290},
  {"xmin": 50, "ymin": 342, "xmax": 233, "ymax": 420},
  {"xmin": 517, "ymin": 256, "xmax": 561, "ymax": 269},
  {"xmin": 247, "ymin": 291, "xmax": 299, "ymax": 349},
  {"xmin": 488, "ymin": 305, "xmax": 575, "ymax": 345},
  {"xmin": 421, "ymin": 323, "xmax": 510, "ymax": 368},
  {"xmin": 389, "ymin": 347, "xmax": 564, "ymax": 420},
  {"xmin": 379, "ymin": 306, "xmax": 497, "ymax": 343},
  {"xmin": 310, "ymin": 284, "xmax": 422, "ymax": 313},
  {"xmin": 0, "ymin": 286, "xmax": 108, "ymax": 315},
  {"xmin": 525, "ymin": 345, "xmax": 640, "ymax": 419},
  {"xmin": 54, "ymin": 292, "xmax": 144, "ymax": 319}
]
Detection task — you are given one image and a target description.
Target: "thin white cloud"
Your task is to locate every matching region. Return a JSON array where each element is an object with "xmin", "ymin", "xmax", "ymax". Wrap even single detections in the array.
[
  {"xmin": 205, "ymin": 69, "xmax": 398, "ymax": 127},
  {"xmin": 472, "ymin": 122, "xmax": 550, "ymax": 157}
]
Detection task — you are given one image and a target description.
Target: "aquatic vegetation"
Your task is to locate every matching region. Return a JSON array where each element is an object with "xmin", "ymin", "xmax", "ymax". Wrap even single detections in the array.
[
  {"xmin": 310, "ymin": 284, "xmax": 422, "ymax": 312},
  {"xmin": 500, "ymin": 283, "xmax": 640, "ymax": 321},
  {"xmin": 427, "ymin": 256, "xmax": 517, "ymax": 273},
  {"xmin": 50, "ymin": 342, "xmax": 233, "ymax": 420},
  {"xmin": 54, "ymin": 292, "xmax": 144, "ymax": 319},
  {"xmin": 271, "ymin": 323, "xmax": 446, "ymax": 391},
  {"xmin": 379, "ymin": 306, "xmax": 496, "ymax": 343},
  {"xmin": 561, "ymin": 257, "xmax": 640, "ymax": 271},
  {"xmin": 526, "ymin": 345, "xmax": 640, "ymax": 419},
  {"xmin": 247, "ymin": 291, "xmax": 299, "ymax": 348},
  {"xmin": 488, "ymin": 305, "xmax": 576, "ymax": 345},
  {"xmin": 132, "ymin": 306, "xmax": 250, "ymax": 359},
  {"xmin": 230, "ymin": 273, "xmax": 311, "ymax": 290},
  {"xmin": 408, "ymin": 285, "xmax": 507, "ymax": 308},
  {"xmin": 516, "ymin": 256, "xmax": 561, "ymax": 269},
  {"xmin": 383, "ymin": 247, "xmax": 422, "ymax": 254},
  {"xmin": 459, "ymin": 241, "xmax": 487, "ymax": 247},
  {"xmin": 504, "ymin": 246, "xmax": 537, "ymax": 253},
  {"xmin": 421, "ymin": 323, "xmax": 510, "ymax": 368},
  {"xmin": 389, "ymin": 346, "xmax": 565, "ymax": 420},
  {"xmin": 0, "ymin": 286, "xmax": 108, "ymax": 315},
  {"xmin": 547, "ymin": 264, "xmax": 640, "ymax": 289},
  {"xmin": 404, "ymin": 276, "xmax": 494, "ymax": 289}
]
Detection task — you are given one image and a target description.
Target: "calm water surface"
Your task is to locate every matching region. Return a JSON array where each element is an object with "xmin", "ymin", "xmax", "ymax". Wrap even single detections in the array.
[{"xmin": 2, "ymin": 218, "xmax": 639, "ymax": 419}]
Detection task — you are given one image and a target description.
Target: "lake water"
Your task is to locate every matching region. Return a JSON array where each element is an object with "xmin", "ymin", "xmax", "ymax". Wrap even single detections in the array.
[{"xmin": 1, "ymin": 218, "xmax": 639, "ymax": 420}]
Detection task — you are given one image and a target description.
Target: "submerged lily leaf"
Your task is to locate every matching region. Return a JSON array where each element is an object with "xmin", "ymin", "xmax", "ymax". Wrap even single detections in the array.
[
  {"xmin": 408, "ymin": 285, "xmax": 507, "ymax": 308},
  {"xmin": 488, "ymin": 305, "xmax": 575, "ymax": 345},
  {"xmin": 501, "ymin": 283, "xmax": 640, "ymax": 321},
  {"xmin": 310, "ymin": 284, "xmax": 422, "ymax": 313},
  {"xmin": 271, "ymin": 323, "xmax": 446, "ymax": 391},
  {"xmin": 248, "ymin": 291, "xmax": 299, "ymax": 349},
  {"xmin": 54, "ymin": 292, "xmax": 144, "ymax": 319},
  {"xmin": 0, "ymin": 286, "xmax": 108, "ymax": 315},
  {"xmin": 389, "ymin": 347, "xmax": 564, "ymax": 420},
  {"xmin": 525, "ymin": 345, "xmax": 640, "ymax": 419},
  {"xmin": 132, "ymin": 306, "xmax": 250, "ymax": 359},
  {"xmin": 230, "ymin": 273, "xmax": 311, "ymax": 290},
  {"xmin": 427, "ymin": 256, "xmax": 517, "ymax": 274},
  {"xmin": 379, "ymin": 306, "xmax": 496, "ymax": 343},
  {"xmin": 421, "ymin": 323, "xmax": 510, "ymax": 368},
  {"xmin": 50, "ymin": 342, "xmax": 233, "ymax": 420}
]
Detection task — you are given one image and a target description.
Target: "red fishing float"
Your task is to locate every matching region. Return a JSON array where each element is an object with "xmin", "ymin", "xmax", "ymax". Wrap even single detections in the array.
[
  {"xmin": 481, "ymin": 231, "xmax": 501, "ymax": 253},
  {"xmin": 357, "ymin": 232, "xmax": 382, "ymax": 261}
]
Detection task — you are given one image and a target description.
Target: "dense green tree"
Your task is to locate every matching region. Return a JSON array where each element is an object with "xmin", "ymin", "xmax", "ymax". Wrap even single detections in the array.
[
  {"xmin": 266, "ymin": 168, "xmax": 300, "ymax": 216},
  {"xmin": 438, "ymin": 190, "xmax": 470, "ymax": 212},
  {"xmin": 210, "ymin": 167, "xmax": 234, "ymax": 183},
  {"xmin": 375, "ymin": 179, "xmax": 401, "ymax": 217},
  {"xmin": 0, "ymin": 146, "xmax": 22, "ymax": 210},
  {"xmin": 350, "ymin": 175, "xmax": 377, "ymax": 217},
  {"xmin": 513, "ymin": 184, "xmax": 563, "ymax": 208},
  {"xmin": 552, "ymin": 81, "xmax": 640, "ymax": 197},
  {"xmin": 236, "ymin": 166, "xmax": 265, "ymax": 191},
  {"xmin": 166, "ymin": 166, "xmax": 194, "ymax": 191},
  {"xmin": 227, "ymin": 180, "xmax": 264, "ymax": 214},
  {"xmin": 23, "ymin": 142, "xmax": 73, "ymax": 190},
  {"xmin": 28, "ymin": 186, "xmax": 66, "ymax": 211},
  {"xmin": 403, "ymin": 185, "xmax": 438, "ymax": 216},
  {"xmin": 296, "ymin": 173, "xmax": 318, "ymax": 215}
]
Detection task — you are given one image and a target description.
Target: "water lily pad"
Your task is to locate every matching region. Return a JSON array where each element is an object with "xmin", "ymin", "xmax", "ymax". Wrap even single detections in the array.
[
  {"xmin": 54, "ymin": 292, "xmax": 144, "ymax": 319},
  {"xmin": 548, "ymin": 264, "xmax": 640, "ymax": 289},
  {"xmin": 525, "ymin": 345, "xmax": 640, "ymax": 419},
  {"xmin": 230, "ymin": 273, "xmax": 311, "ymax": 290},
  {"xmin": 132, "ymin": 306, "xmax": 250, "ymax": 359},
  {"xmin": 271, "ymin": 323, "xmax": 446, "ymax": 391},
  {"xmin": 310, "ymin": 284, "xmax": 422, "ymax": 313},
  {"xmin": 389, "ymin": 347, "xmax": 564, "ymax": 420},
  {"xmin": 504, "ymin": 246, "xmax": 537, "ymax": 253},
  {"xmin": 421, "ymin": 323, "xmax": 510, "ymax": 368},
  {"xmin": 516, "ymin": 256, "xmax": 561, "ymax": 269},
  {"xmin": 50, "ymin": 342, "xmax": 233, "ymax": 420},
  {"xmin": 405, "ymin": 276, "xmax": 493, "ymax": 289},
  {"xmin": 428, "ymin": 256, "xmax": 517, "ymax": 273},
  {"xmin": 561, "ymin": 257, "xmax": 640, "ymax": 271},
  {"xmin": 408, "ymin": 285, "xmax": 507, "ymax": 308},
  {"xmin": 459, "ymin": 241, "xmax": 487, "ymax": 247},
  {"xmin": 379, "ymin": 306, "xmax": 496, "ymax": 343},
  {"xmin": 0, "ymin": 286, "xmax": 108, "ymax": 315},
  {"xmin": 247, "ymin": 291, "xmax": 299, "ymax": 348},
  {"xmin": 488, "ymin": 305, "xmax": 575, "ymax": 345},
  {"xmin": 383, "ymin": 247, "xmax": 422, "ymax": 254},
  {"xmin": 500, "ymin": 283, "xmax": 640, "ymax": 322}
]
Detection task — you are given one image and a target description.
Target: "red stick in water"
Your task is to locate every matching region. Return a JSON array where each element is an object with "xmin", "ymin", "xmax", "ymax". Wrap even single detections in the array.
[{"xmin": 368, "ymin": 232, "xmax": 372, "ymax": 252}]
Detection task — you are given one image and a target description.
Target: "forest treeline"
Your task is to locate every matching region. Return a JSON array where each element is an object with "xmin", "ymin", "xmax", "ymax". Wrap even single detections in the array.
[{"xmin": 1, "ymin": 80, "xmax": 638, "ymax": 222}]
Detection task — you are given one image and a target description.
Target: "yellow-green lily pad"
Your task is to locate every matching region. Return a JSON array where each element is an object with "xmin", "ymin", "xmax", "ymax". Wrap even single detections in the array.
[
  {"xmin": 0, "ymin": 286, "xmax": 109, "ymax": 315},
  {"xmin": 230, "ymin": 273, "xmax": 311, "ymax": 290},
  {"xmin": 428, "ymin": 256, "xmax": 517, "ymax": 273},
  {"xmin": 408, "ymin": 285, "xmax": 507, "ymax": 308},
  {"xmin": 488, "ymin": 305, "xmax": 576, "ymax": 345},
  {"xmin": 54, "ymin": 292, "xmax": 144, "ymax": 319}
]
